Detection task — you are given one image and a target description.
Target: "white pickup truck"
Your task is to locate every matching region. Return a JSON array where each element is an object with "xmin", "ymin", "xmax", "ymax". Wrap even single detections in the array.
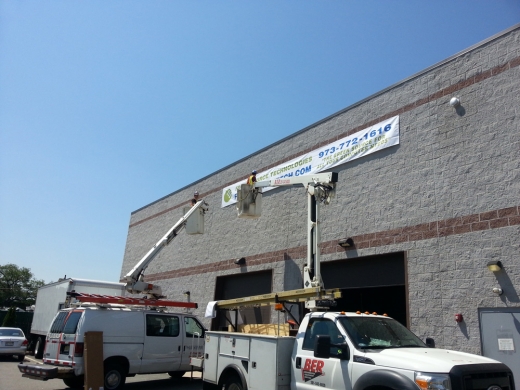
[{"xmin": 196, "ymin": 311, "xmax": 515, "ymax": 390}]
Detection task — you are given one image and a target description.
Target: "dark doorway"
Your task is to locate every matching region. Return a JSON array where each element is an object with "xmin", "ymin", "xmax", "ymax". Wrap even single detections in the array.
[
  {"xmin": 321, "ymin": 252, "xmax": 408, "ymax": 326},
  {"xmin": 334, "ymin": 285, "xmax": 407, "ymax": 326},
  {"xmin": 212, "ymin": 270, "xmax": 273, "ymax": 331}
]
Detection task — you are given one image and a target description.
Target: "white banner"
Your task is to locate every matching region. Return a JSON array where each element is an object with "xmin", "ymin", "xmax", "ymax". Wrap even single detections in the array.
[{"xmin": 221, "ymin": 115, "xmax": 399, "ymax": 207}]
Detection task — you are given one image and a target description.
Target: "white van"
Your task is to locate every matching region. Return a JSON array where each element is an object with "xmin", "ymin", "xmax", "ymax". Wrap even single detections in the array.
[{"xmin": 19, "ymin": 305, "xmax": 205, "ymax": 389}]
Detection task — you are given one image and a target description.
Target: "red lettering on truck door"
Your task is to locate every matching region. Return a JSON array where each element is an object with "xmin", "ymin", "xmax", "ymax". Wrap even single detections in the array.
[{"xmin": 301, "ymin": 358, "xmax": 325, "ymax": 382}]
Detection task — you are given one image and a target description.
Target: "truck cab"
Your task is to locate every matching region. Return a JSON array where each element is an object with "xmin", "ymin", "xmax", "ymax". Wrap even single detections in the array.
[
  {"xmin": 200, "ymin": 311, "xmax": 514, "ymax": 390},
  {"xmin": 292, "ymin": 311, "xmax": 514, "ymax": 390}
]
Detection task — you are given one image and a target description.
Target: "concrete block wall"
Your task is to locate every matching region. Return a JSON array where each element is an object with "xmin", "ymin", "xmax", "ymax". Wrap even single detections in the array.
[{"xmin": 121, "ymin": 25, "xmax": 520, "ymax": 354}]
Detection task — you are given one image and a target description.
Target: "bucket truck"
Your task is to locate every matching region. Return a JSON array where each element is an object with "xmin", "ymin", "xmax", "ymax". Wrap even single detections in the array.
[{"xmin": 194, "ymin": 172, "xmax": 515, "ymax": 390}]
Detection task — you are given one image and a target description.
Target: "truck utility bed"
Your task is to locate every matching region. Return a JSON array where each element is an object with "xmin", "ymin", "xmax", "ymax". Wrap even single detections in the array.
[{"xmin": 203, "ymin": 331, "xmax": 295, "ymax": 390}]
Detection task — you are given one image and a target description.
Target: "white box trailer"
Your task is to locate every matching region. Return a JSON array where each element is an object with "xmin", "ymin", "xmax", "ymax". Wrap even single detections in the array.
[{"xmin": 29, "ymin": 278, "xmax": 125, "ymax": 358}]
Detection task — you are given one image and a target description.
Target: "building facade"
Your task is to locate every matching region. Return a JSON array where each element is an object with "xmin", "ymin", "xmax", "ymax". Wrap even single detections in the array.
[{"xmin": 121, "ymin": 25, "xmax": 520, "ymax": 356}]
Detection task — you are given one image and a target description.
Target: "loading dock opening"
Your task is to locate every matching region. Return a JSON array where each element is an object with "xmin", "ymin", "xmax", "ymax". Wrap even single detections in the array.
[{"xmin": 322, "ymin": 252, "xmax": 408, "ymax": 326}]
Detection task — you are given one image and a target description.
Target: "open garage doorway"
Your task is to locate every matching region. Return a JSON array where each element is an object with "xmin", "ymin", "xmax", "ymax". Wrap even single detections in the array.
[
  {"xmin": 211, "ymin": 270, "xmax": 273, "ymax": 331},
  {"xmin": 321, "ymin": 252, "xmax": 408, "ymax": 326}
]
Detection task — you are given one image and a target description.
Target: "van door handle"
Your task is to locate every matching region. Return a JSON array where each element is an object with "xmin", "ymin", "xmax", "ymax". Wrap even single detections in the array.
[
  {"xmin": 296, "ymin": 357, "xmax": 301, "ymax": 369},
  {"xmin": 178, "ymin": 346, "xmax": 181, "ymax": 351}
]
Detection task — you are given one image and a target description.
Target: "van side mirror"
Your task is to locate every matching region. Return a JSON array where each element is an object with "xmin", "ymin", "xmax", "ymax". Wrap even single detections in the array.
[
  {"xmin": 314, "ymin": 335, "xmax": 331, "ymax": 358},
  {"xmin": 425, "ymin": 337, "xmax": 435, "ymax": 348}
]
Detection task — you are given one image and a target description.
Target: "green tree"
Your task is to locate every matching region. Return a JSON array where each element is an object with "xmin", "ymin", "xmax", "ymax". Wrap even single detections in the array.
[
  {"xmin": 0, "ymin": 264, "xmax": 45, "ymax": 309},
  {"xmin": 2, "ymin": 306, "xmax": 17, "ymax": 326}
]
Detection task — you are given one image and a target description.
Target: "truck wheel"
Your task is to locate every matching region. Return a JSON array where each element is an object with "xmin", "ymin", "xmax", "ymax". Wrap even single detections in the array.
[
  {"xmin": 104, "ymin": 363, "xmax": 126, "ymax": 390},
  {"xmin": 224, "ymin": 375, "xmax": 244, "ymax": 390},
  {"xmin": 34, "ymin": 337, "xmax": 45, "ymax": 359},
  {"xmin": 63, "ymin": 376, "xmax": 84, "ymax": 389},
  {"xmin": 168, "ymin": 371, "xmax": 186, "ymax": 378},
  {"xmin": 27, "ymin": 338, "xmax": 36, "ymax": 355}
]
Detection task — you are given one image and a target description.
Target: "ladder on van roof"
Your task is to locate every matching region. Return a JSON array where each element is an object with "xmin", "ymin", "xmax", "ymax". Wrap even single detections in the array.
[{"xmin": 67, "ymin": 291, "xmax": 198, "ymax": 309}]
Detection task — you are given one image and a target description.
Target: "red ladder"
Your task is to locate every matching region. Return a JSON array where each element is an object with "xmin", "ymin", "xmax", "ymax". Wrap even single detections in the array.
[{"xmin": 68, "ymin": 292, "xmax": 198, "ymax": 309}]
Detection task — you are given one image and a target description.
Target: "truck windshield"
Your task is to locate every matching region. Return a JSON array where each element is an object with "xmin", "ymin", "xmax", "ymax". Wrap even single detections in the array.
[{"xmin": 338, "ymin": 316, "xmax": 426, "ymax": 350}]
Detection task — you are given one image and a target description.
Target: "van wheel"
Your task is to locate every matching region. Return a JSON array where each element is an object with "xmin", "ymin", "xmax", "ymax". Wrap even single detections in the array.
[
  {"xmin": 104, "ymin": 363, "xmax": 126, "ymax": 390},
  {"xmin": 34, "ymin": 337, "xmax": 45, "ymax": 359},
  {"xmin": 63, "ymin": 375, "xmax": 84, "ymax": 389},
  {"xmin": 168, "ymin": 371, "xmax": 186, "ymax": 379},
  {"xmin": 17, "ymin": 354, "xmax": 25, "ymax": 362},
  {"xmin": 224, "ymin": 375, "xmax": 244, "ymax": 390}
]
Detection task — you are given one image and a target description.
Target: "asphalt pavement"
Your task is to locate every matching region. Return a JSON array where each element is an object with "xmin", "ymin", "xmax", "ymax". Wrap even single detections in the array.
[{"xmin": 0, "ymin": 355, "xmax": 203, "ymax": 390}]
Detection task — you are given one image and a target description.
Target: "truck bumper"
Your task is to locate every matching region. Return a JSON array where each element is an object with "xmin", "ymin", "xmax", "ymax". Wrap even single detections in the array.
[{"xmin": 18, "ymin": 363, "xmax": 74, "ymax": 380}]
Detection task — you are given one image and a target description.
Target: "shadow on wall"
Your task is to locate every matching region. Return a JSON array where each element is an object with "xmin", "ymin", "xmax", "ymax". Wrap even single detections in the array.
[
  {"xmin": 283, "ymin": 254, "xmax": 303, "ymax": 290},
  {"xmin": 455, "ymin": 105, "xmax": 466, "ymax": 116},
  {"xmin": 458, "ymin": 322, "xmax": 469, "ymax": 339},
  {"xmin": 496, "ymin": 270, "xmax": 520, "ymax": 303}
]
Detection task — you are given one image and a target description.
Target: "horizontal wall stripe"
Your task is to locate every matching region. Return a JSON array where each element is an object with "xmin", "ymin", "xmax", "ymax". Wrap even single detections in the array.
[{"xmin": 128, "ymin": 205, "xmax": 519, "ymax": 283}]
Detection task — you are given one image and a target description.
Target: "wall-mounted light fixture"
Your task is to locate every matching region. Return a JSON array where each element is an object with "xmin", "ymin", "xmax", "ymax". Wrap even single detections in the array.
[
  {"xmin": 486, "ymin": 260, "xmax": 503, "ymax": 272},
  {"xmin": 183, "ymin": 291, "xmax": 191, "ymax": 306},
  {"xmin": 338, "ymin": 238, "xmax": 354, "ymax": 248},
  {"xmin": 492, "ymin": 287, "xmax": 503, "ymax": 295},
  {"xmin": 234, "ymin": 257, "xmax": 246, "ymax": 265},
  {"xmin": 454, "ymin": 313, "xmax": 463, "ymax": 323},
  {"xmin": 449, "ymin": 97, "xmax": 461, "ymax": 108}
]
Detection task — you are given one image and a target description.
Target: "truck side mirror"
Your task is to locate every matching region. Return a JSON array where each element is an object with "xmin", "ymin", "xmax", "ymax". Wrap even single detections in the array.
[
  {"xmin": 314, "ymin": 335, "xmax": 331, "ymax": 359},
  {"xmin": 425, "ymin": 337, "xmax": 435, "ymax": 348}
]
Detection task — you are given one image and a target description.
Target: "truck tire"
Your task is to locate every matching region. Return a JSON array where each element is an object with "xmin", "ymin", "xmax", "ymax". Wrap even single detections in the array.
[
  {"xmin": 104, "ymin": 362, "xmax": 126, "ymax": 390},
  {"xmin": 63, "ymin": 376, "xmax": 84, "ymax": 389},
  {"xmin": 27, "ymin": 337, "xmax": 36, "ymax": 355},
  {"xmin": 224, "ymin": 374, "xmax": 244, "ymax": 390},
  {"xmin": 168, "ymin": 371, "xmax": 186, "ymax": 379},
  {"xmin": 34, "ymin": 337, "xmax": 45, "ymax": 359}
]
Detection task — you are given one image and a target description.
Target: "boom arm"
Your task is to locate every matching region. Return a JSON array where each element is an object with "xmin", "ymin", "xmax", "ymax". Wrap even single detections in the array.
[
  {"xmin": 254, "ymin": 172, "xmax": 337, "ymax": 292},
  {"xmin": 124, "ymin": 199, "xmax": 208, "ymax": 297}
]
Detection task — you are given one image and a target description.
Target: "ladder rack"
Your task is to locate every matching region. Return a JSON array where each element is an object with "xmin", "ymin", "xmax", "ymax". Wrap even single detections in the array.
[
  {"xmin": 68, "ymin": 292, "xmax": 198, "ymax": 309},
  {"xmin": 216, "ymin": 287, "xmax": 341, "ymax": 310}
]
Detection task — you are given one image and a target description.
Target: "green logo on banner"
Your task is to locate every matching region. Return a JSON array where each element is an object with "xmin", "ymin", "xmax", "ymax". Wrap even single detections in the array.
[{"xmin": 224, "ymin": 189, "xmax": 232, "ymax": 203}]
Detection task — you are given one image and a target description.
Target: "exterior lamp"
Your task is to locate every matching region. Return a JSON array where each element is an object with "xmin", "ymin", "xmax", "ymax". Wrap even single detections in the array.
[
  {"xmin": 234, "ymin": 257, "xmax": 246, "ymax": 265},
  {"xmin": 449, "ymin": 97, "xmax": 461, "ymax": 108},
  {"xmin": 492, "ymin": 287, "xmax": 503, "ymax": 295},
  {"xmin": 486, "ymin": 260, "xmax": 502, "ymax": 272},
  {"xmin": 338, "ymin": 238, "xmax": 354, "ymax": 248}
]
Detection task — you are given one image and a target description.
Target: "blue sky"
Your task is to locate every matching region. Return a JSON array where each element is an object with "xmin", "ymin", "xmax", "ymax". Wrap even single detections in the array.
[{"xmin": 1, "ymin": 1, "xmax": 519, "ymax": 285}]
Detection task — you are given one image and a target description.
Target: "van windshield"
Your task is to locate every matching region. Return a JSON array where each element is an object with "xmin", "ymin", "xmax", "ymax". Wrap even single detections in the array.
[{"xmin": 338, "ymin": 316, "xmax": 426, "ymax": 350}]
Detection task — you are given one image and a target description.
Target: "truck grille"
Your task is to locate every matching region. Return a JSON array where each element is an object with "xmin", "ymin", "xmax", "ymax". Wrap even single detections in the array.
[{"xmin": 450, "ymin": 363, "xmax": 515, "ymax": 390}]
